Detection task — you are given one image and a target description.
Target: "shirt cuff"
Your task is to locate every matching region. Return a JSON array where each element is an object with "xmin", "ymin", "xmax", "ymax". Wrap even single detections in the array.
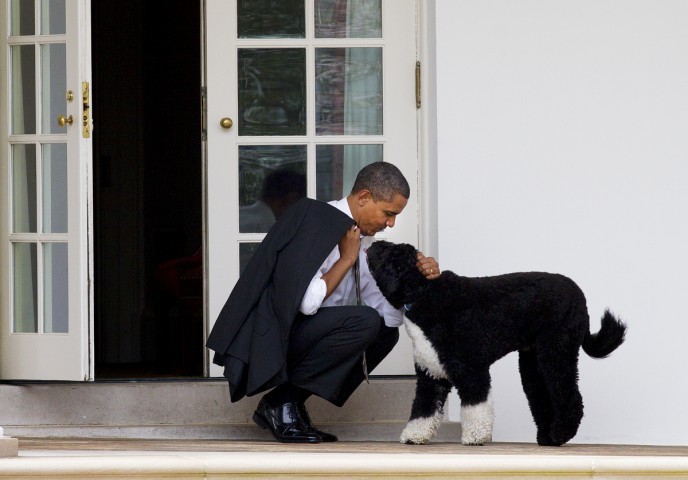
[
  {"xmin": 382, "ymin": 303, "xmax": 404, "ymax": 327},
  {"xmin": 299, "ymin": 277, "xmax": 327, "ymax": 315}
]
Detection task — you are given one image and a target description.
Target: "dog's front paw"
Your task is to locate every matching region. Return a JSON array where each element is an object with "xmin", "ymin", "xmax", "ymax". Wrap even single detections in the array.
[
  {"xmin": 400, "ymin": 416, "xmax": 440, "ymax": 445},
  {"xmin": 461, "ymin": 432, "xmax": 492, "ymax": 446},
  {"xmin": 460, "ymin": 396, "xmax": 494, "ymax": 446}
]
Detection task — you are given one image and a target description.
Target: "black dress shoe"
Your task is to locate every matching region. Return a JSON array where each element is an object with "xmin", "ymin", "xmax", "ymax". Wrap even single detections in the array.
[
  {"xmin": 252, "ymin": 398, "xmax": 321, "ymax": 443},
  {"xmin": 297, "ymin": 402, "xmax": 338, "ymax": 442}
]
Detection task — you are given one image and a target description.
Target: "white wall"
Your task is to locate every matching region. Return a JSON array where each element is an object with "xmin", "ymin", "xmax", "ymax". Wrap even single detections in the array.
[{"xmin": 435, "ymin": 0, "xmax": 688, "ymax": 445}]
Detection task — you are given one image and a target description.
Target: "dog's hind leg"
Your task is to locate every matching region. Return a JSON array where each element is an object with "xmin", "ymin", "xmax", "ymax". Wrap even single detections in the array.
[
  {"xmin": 537, "ymin": 342, "xmax": 584, "ymax": 446},
  {"xmin": 519, "ymin": 348, "xmax": 556, "ymax": 446},
  {"xmin": 454, "ymin": 368, "xmax": 494, "ymax": 445},
  {"xmin": 400, "ymin": 364, "xmax": 451, "ymax": 445}
]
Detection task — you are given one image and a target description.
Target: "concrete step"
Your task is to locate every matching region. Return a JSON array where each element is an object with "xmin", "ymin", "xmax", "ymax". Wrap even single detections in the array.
[{"xmin": 0, "ymin": 378, "xmax": 461, "ymax": 442}]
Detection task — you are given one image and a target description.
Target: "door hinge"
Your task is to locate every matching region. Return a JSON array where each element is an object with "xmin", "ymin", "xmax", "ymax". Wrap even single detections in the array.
[
  {"xmin": 415, "ymin": 61, "xmax": 421, "ymax": 109},
  {"xmin": 201, "ymin": 86, "xmax": 207, "ymax": 141}
]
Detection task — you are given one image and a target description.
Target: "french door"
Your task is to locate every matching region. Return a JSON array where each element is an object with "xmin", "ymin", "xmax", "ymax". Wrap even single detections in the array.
[
  {"xmin": 1, "ymin": 0, "xmax": 421, "ymax": 380},
  {"xmin": 0, "ymin": 0, "xmax": 92, "ymax": 380},
  {"xmin": 205, "ymin": 0, "xmax": 419, "ymax": 376}
]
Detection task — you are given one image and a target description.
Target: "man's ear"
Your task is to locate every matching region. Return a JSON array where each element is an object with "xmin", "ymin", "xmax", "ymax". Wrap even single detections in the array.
[{"xmin": 357, "ymin": 189, "xmax": 373, "ymax": 206}]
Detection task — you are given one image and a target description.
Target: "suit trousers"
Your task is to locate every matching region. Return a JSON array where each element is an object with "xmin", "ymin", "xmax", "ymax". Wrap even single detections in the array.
[{"xmin": 287, "ymin": 305, "xmax": 400, "ymax": 407}]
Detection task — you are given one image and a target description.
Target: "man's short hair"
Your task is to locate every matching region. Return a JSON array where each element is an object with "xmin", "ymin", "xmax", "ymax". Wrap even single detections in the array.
[{"xmin": 350, "ymin": 162, "xmax": 410, "ymax": 201}]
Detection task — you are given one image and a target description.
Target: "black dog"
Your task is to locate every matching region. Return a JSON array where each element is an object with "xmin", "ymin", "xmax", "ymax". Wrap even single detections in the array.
[{"xmin": 366, "ymin": 241, "xmax": 627, "ymax": 446}]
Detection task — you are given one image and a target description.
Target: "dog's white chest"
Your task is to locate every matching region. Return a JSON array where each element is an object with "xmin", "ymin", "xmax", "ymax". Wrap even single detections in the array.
[{"xmin": 404, "ymin": 320, "xmax": 449, "ymax": 380}]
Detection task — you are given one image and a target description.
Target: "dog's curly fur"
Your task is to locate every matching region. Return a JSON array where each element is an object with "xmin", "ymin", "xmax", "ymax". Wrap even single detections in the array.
[{"xmin": 366, "ymin": 241, "xmax": 627, "ymax": 446}]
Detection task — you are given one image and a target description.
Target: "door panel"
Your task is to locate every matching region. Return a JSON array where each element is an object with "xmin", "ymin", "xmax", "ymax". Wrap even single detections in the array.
[
  {"xmin": 0, "ymin": 0, "xmax": 92, "ymax": 380},
  {"xmin": 206, "ymin": 0, "xmax": 418, "ymax": 376}
]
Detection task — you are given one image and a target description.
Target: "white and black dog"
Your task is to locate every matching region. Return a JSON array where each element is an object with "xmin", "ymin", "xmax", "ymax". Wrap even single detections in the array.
[{"xmin": 366, "ymin": 241, "xmax": 627, "ymax": 446}]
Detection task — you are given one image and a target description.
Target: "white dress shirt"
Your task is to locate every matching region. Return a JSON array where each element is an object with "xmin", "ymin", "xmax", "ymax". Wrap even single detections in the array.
[{"xmin": 298, "ymin": 198, "xmax": 404, "ymax": 327}]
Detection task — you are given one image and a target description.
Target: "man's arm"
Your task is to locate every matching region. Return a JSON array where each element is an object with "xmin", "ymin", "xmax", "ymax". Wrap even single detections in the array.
[
  {"xmin": 299, "ymin": 225, "xmax": 360, "ymax": 315},
  {"xmin": 320, "ymin": 225, "xmax": 359, "ymax": 298}
]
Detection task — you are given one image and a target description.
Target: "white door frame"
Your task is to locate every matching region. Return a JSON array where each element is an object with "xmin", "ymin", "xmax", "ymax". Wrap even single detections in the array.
[{"xmin": 0, "ymin": 0, "xmax": 436, "ymax": 381}]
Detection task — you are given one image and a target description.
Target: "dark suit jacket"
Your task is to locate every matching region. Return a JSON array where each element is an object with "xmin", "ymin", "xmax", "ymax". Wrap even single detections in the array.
[{"xmin": 206, "ymin": 198, "xmax": 353, "ymax": 402}]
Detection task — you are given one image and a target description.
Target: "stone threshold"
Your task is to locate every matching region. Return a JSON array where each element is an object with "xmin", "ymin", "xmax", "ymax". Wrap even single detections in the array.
[{"xmin": 0, "ymin": 448, "xmax": 688, "ymax": 480}]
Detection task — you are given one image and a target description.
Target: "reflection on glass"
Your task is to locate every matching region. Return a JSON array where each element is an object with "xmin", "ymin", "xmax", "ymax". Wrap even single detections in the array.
[
  {"xmin": 44, "ymin": 243, "xmax": 68, "ymax": 333},
  {"xmin": 13, "ymin": 242, "xmax": 38, "ymax": 333},
  {"xmin": 238, "ymin": 0, "xmax": 304, "ymax": 38},
  {"xmin": 316, "ymin": 48, "xmax": 382, "ymax": 135},
  {"xmin": 40, "ymin": 0, "xmax": 66, "ymax": 35},
  {"xmin": 239, "ymin": 243, "xmax": 261, "ymax": 275},
  {"xmin": 239, "ymin": 145, "xmax": 307, "ymax": 233},
  {"xmin": 316, "ymin": 145, "xmax": 382, "ymax": 201},
  {"xmin": 11, "ymin": 45, "xmax": 37, "ymax": 134},
  {"xmin": 315, "ymin": 0, "xmax": 381, "ymax": 38},
  {"xmin": 10, "ymin": 0, "xmax": 35, "ymax": 36},
  {"xmin": 43, "ymin": 143, "xmax": 68, "ymax": 233},
  {"xmin": 12, "ymin": 144, "xmax": 38, "ymax": 233},
  {"xmin": 41, "ymin": 43, "xmax": 67, "ymax": 134},
  {"xmin": 239, "ymin": 49, "xmax": 306, "ymax": 136}
]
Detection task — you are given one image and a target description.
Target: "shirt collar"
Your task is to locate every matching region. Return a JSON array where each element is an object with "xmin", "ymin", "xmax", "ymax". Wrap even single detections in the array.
[
  {"xmin": 330, "ymin": 197, "xmax": 366, "ymax": 240},
  {"xmin": 330, "ymin": 197, "xmax": 353, "ymax": 219}
]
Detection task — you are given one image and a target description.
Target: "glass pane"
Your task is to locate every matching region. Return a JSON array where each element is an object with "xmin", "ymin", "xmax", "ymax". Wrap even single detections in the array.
[
  {"xmin": 44, "ymin": 243, "xmax": 68, "ymax": 333},
  {"xmin": 42, "ymin": 143, "xmax": 68, "ymax": 233},
  {"xmin": 315, "ymin": 48, "xmax": 383, "ymax": 135},
  {"xmin": 239, "ymin": 243, "xmax": 261, "ymax": 275},
  {"xmin": 10, "ymin": 0, "xmax": 35, "ymax": 36},
  {"xmin": 237, "ymin": 0, "xmax": 304, "ymax": 38},
  {"xmin": 316, "ymin": 145, "xmax": 382, "ymax": 201},
  {"xmin": 315, "ymin": 0, "xmax": 382, "ymax": 38},
  {"xmin": 239, "ymin": 145, "xmax": 307, "ymax": 233},
  {"xmin": 13, "ymin": 243, "xmax": 38, "ymax": 333},
  {"xmin": 41, "ymin": 43, "xmax": 67, "ymax": 134},
  {"xmin": 40, "ymin": 0, "xmax": 66, "ymax": 35},
  {"xmin": 238, "ymin": 48, "xmax": 306, "ymax": 136},
  {"xmin": 11, "ymin": 45, "xmax": 37, "ymax": 135},
  {"xmin": 12, "ymin": 144, "xmax": 38, "ymax": 233}
]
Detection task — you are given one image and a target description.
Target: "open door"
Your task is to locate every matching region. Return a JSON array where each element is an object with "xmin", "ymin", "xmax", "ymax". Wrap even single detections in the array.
[{"xmin": 0, "ymin": 0, "xmax": 92, "ymax": 380}]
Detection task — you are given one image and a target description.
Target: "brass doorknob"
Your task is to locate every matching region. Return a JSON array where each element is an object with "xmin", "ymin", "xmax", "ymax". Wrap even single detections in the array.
[
  {"xmin": 57, "ymin": 114, "xmax": 73, "ymax": 127},
  {"xmin": 220, "ymin": 117, "xmax": 233, "ymax": 129}
]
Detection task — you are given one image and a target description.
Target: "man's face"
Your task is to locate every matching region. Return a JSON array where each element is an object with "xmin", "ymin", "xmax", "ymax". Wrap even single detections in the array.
[{"xmin": 356, "ymin": 192, "xmax": 408, "ymax": 236}]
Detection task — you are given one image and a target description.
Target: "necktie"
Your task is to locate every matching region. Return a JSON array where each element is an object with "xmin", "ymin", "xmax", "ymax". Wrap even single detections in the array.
[{"xmin": 354, "ymin": 256, "xmax": 370, "ymax": 383}]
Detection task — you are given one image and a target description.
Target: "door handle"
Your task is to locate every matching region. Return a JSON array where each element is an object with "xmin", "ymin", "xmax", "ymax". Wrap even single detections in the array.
[
  {"xmin": 220, "ymin": 117, "xmax": 233, "ymax": 129},
  {"xmin": 57, "ymin": 114, "xmax": 73, "ymax": 127}
]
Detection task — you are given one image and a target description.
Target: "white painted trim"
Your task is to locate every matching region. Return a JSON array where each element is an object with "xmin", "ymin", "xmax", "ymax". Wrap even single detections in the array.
[
  {"xmin": 78, "ymin": 0, "xmax": 94, "ymax": 381},
  {"xmin": 417, "ymin": 0, "xmax": 438, "ymax": 257},
  {"xmin": 0, "ymin": 0, "xmax": 10, "ymax": 383}
]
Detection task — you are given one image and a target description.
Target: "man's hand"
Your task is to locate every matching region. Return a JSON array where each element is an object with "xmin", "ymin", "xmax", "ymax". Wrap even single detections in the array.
[
  {"xmin": 338, "ymin": 225, "xmax": 361, "ymax": 265},
  {"xmin": 321, "ymin": 225, "xmax": 361, "ymax": 300},
  {"xmin": 416, "ymin": 252, "xmax": 440, "ymax": 280}
]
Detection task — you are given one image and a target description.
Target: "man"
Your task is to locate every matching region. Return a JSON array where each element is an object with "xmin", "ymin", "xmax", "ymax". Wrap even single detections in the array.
[{"xmin": 207, "ymin": 162, "xmax": 440, "ymax": 443}]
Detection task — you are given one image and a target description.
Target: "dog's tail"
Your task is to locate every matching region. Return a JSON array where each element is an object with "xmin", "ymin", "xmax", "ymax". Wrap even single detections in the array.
[{"xmin": 582, "ymin": 309, "xmax": 627, "ymax": 359}]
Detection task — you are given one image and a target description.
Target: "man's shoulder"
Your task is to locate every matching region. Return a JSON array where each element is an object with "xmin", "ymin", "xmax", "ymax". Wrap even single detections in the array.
[{"xmin": 291, "ymin": 197, "xmax": 350, "ymax": 223}]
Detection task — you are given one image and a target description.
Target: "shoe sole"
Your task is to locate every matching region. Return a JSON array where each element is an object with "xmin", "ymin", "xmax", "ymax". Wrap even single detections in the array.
[{"xmin": 252, "ymin": 411, "xmax": 322, "ymax": 444}]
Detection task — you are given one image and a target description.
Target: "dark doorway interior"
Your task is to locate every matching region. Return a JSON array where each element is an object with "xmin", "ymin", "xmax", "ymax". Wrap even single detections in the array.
[{"xmin": 92, "ymin": 1, "xmax": 203, "ymax": 378}]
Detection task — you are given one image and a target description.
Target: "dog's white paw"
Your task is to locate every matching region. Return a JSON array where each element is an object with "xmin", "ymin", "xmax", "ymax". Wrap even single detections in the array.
[
  {"xmin": 461, "ymin": 431, "xmax": 492, "ymax": 446},
  {"xmin": 460, "ymin": 395, "xmax": 494, "ymax": 446},
  {"xmin": 400, "ymin": 415, "xmax": 441, "ymax": 445}
]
